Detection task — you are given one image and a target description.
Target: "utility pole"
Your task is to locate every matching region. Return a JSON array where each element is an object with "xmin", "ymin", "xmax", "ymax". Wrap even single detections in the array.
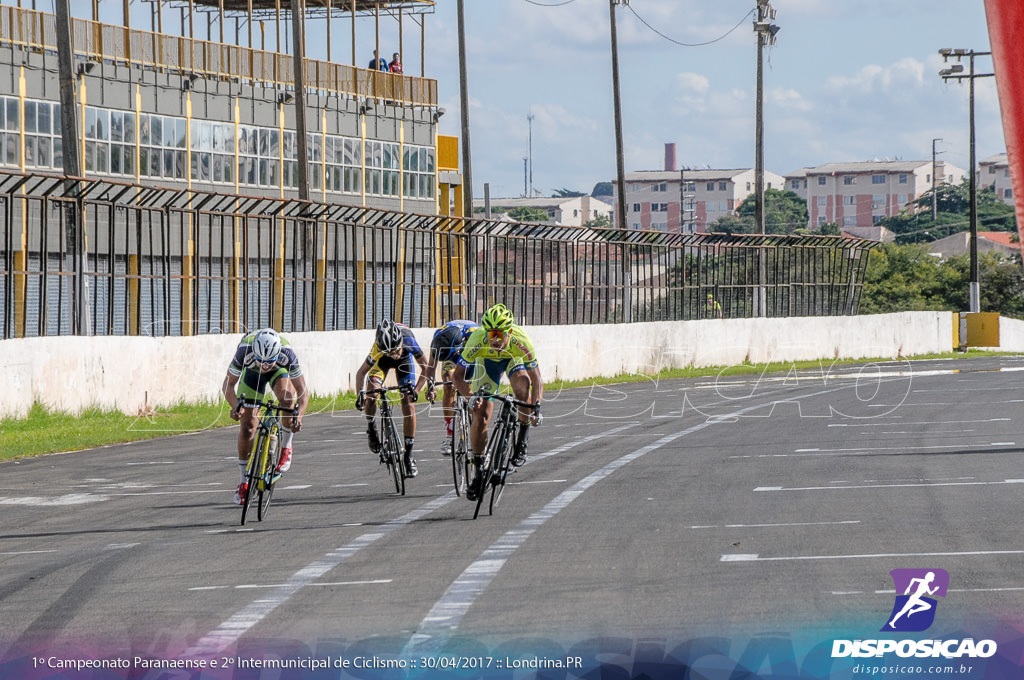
[
  {"xmin": 609, "ymin": 0, "xmax": 630, "ymax": 322},
  {"xmin": 931, "ymin": 138, "xmax": 943, "ymax": 220},
  {"xmin": 753, "ymin": 0, "xmax": 779, "ymax": 316},
  {"xmin": 939, "ymin": 48, "xmax": 994, "ymax": 314},
  {"xmin": 55, "ymin": 0, "xmax": 90, "ymax": 334},
  {"xmin": 527, "ymin": 112, "xmax": 535, "ymax": 197},
  {"xmin": 290, "ymin": 0, "xmax": 309, "ymax": 202},
  {"xmin": 456, "ymin": 0, "xmax": 473, "ymax": 216},
  {"xmin": 523, "ymin": 157, "xmax": 528, "ymax": 198}
]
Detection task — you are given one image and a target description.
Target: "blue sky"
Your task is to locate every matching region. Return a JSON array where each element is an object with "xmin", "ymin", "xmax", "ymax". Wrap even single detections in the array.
[
  {"xmin": 420, "ymin": 0, "xmax": 1004, "ymax": 199},
  {"xmin": 80, "ymin": 0, "xmax": 1004, "ymax": 200}
]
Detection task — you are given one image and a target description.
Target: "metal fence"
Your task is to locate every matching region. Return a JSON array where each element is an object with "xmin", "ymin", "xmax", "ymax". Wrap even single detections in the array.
[{"xmin": 0, "ymin": 171, "xmax": 875, "ymax": 339}]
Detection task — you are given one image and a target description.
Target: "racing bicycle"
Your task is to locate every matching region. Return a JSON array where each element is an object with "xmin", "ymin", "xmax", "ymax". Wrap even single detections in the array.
[
  {"xmin": 364, "ymin": 385, "xmax": 414, "ymax": 496},
  {"xmin": 471, "ymin": 392, "xmax": 537, "ymax": 519},
  {"xmin": 239, "ymin": 399, "xmax": 297, "ymax": 526},
  {"xmin": 435, "ymin": 381, "xmax": 472, "ymax": 496}
]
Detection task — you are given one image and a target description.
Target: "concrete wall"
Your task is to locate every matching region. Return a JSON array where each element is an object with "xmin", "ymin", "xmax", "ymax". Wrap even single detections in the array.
[{"xmin": 0, "ymin": 312, "xmax": 956, "ymax": 418}]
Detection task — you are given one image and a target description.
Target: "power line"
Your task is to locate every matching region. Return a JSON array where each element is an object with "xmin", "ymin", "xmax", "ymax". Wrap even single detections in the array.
[
  {"xmin": 522, "ymin": 0, "xmax": 578, "ymax": 6},
  {"xmin": 626, "ymin": 5, "xmax": 755, "ymax": 47}
]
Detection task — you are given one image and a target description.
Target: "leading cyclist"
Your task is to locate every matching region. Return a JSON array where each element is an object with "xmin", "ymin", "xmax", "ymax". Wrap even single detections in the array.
[
  {"xmin": 453, "ymin": 304, "xmax": 543, "ymax": 500},
  {"xmin": 222, "ymin": 328, "xmax": 308, "ymax": 505}
]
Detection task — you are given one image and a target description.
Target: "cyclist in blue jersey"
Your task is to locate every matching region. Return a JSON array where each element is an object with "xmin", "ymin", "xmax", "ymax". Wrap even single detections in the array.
[
  {"xmin": 222, "ymin": 328, "xmax": 308, "ymax": 504},
  {"xmin": 354, "ymin": 319, "xmax": 430, "ymax": 477},
  {"xmin": 423, "ymin": 319, "xmax": 480, "ymax": 455}
]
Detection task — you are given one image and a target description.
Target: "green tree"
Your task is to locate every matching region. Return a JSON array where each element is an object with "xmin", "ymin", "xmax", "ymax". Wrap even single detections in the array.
[
  {"xmin": 553, "ymin": 188, "xmax": 586, "ymax": 198},
  {"xmin": 504, "ymin": 206, "xmax": 550, "ymax": 223},
  {"xmin": 884, "ymin": 181, "xmax": 1016, "ymax": 242},
  {"xmin": 713, "ymin": 188, "xmax": 809, "ymax": 234},
  {"xmin": 860, "ymin": 242, "xmax": 1024, "ymax": 318},
  {"xmin": 584, "ymin": 214, "xmax": 613, "ymax": 229}
]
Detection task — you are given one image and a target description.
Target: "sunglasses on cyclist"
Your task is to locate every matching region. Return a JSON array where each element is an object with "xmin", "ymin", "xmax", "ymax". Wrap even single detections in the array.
[{"xmin": 487, "ymin": 329, "xmax": 506, "ymax": 341}]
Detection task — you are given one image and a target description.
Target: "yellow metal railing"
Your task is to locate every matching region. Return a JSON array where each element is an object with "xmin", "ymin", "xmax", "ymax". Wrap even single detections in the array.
[{"xmin": 0, "ymin": 5, "xmax": 437, "ymax": 108}]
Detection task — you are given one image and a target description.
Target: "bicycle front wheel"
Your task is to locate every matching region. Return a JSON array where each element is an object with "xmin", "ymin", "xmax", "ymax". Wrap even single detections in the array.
[
  {"xmin": 382, "ymin": 414, "xmax": 405, "ymax": 496},
  {"xmin": 451, "ymin": 405, "xmax": 470, "ymax": 496},
  {"xmin": 488, "ymin": 425, "xmax": 516, "ymax": 516},
  {"xmin": 257, "ymin": 434, "xmax": 280, "ymax": 521},
  {"xmin": 240, "ymin": 434, "xmax": 264, "ymax": 526},
  {"xmin": 473, "ymin": 417, "xmax": 507, "ymax": 519}
]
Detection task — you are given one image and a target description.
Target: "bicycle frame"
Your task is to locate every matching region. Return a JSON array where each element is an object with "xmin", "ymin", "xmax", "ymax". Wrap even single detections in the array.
[
  {"xmin": 239, "ymin": 399, "xmax": 295, "ymax": 525},
  {"xmin": 472, "ymin": 392, "xmax": 535, "ymax": 519}
]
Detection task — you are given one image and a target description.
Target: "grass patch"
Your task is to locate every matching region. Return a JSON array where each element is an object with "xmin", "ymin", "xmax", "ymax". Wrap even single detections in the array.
[{"xmin": 1, "ymin": 348, "xmax": 1015, "ymax": 462}]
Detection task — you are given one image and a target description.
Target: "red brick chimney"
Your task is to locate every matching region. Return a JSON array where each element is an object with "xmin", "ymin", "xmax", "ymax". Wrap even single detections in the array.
[{"xmin": 664, "ymin": 143, "xmax": 677, "ymax": 171}]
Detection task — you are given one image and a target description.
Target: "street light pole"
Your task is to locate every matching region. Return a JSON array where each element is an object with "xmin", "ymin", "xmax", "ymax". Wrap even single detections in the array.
[
  {"xmin": 939, "ymin": 48, "xmax": 994, "ymax": 314},
  {"xmin": 753, "ymin": 0, "xmax": 779, "ymax": 316}
]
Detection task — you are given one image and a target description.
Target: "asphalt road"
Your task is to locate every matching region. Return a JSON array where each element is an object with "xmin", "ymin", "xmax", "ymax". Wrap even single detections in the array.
[{"xmin": 2, "ymin": 354, "xmax": 1024, "ymax": 676}]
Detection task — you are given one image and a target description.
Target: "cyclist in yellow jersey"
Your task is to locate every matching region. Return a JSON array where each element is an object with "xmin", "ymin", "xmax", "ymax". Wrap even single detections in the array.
[{"xmin": 453, "ymin": 304, "xmax": 543, "ymax": 499}]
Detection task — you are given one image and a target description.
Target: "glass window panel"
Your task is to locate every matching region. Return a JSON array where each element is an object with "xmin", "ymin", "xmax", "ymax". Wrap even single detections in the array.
[
  {"xmin": 110, "ymin": 111, "xmax": 123, "ymax": 143},
  {"xmin": 122, "ymin": 112, "xmax": 134, "ymax": 143},
  {"xmin": 162, "ymin": 117, "xmax": 175, "ymax": 147},
  {"xmin": 141, "ymin": 148, "xmax": 150, "ymax": 176},
  {"xmin": 222, "ymin": 154, "xmax": 233, "ymax": 183},
  {"xmin": 122, "ymin": 145, "xmax": 133, "ymax": 175},
  {"xmin": 83, "ymin": 107, "xmax": 95, "ymax": 139},
  {"xmin": 268, "ymin": 159, "xmax": 279, "ymax": 186},
  {"xmin": 211, "ymin": 123, "xmax": 222, "ymax": 151},
  {"xmin": 151, "ymin": 117, "xmax": 162, "ymax": 148},
  {"xmin": 269, "ymin": 130, "xmax": 280, "ymax": 158},
  {"xmin": 283, "ymin": 131, "xmax": 295, "ymax": 159},
  {"xmin": 140, "ymin": 115, "xmax": 151, "ymax": 145},
  {"xmin": 51, "ymin": 137, "xmax": 61, "ymax": 168},
  {"xmin": 422, "ymin": 174, "xmax": 433, "ymax": 198},
  {"xmin": 175, "ymin": 150, "xmax": 185, "ymax": 178},
  {"xmin": 97, "ymin": 142, "xmax": 109, "ymax": 173},
  {"xmin": 24, "ymin": 135, "xmax": 39, "ymax": 167},
  {"xmin": 149, "ymin": 146, "xmax": 161, "ymax": 176},
  {"xmin": 96, "ymin": 109, "xmax": 109, "ymax": 140},
  {"xmin": 35, "ymin": 136, "xmax": 51, "ymax": 167},
  {"xmin": 259, "ymin": 129, "xmax": 269, "ymax": 157},
  {"xmin": 24, "ymin": 101, "xmax": 37, "ymax": 134},
  {"xmin": 110, "ymin": 143, "xmax": 121, "ymax": 173},
  {"xmin": 191, "ymin": 152, "xmax": 199, "ymax": 180},
  {"xmin": 259, "ymin": 158, "xmax": 268, "ymax": 185},
  {"xmin": 176, "ymin": 119, "xmax": 186, "ymax": 148},
  {"xmin": 199, "ymin": 120, "xmax": 211, "ymax": 150},
  {"xmin": 212, "ymin": 154, "xmax": 222, "ymax": 182},
  {"xmin": 37, "ymin": 102, "xmax": 51, "ymax": 135},
  {"xmin": 199, "ymin": 151, "xmax": 210, "ymax": 181}
]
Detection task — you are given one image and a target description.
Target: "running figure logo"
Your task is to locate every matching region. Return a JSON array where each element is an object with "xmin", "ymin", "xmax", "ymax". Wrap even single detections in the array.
[{"xmin": 881, "ymin": 568, "xmax": 949, "ymax": 632}]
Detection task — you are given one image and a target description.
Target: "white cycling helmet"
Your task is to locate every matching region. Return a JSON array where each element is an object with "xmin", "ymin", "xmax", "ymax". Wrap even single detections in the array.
[{"xmin": 252, "ymin": 328, "xmax": 282, "ymax": 363}]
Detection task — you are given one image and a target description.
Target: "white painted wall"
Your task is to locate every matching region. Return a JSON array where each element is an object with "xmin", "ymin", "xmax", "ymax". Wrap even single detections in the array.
[{"xmin": 0, "ymin": 312, "xmax": 955, "ymax": 418}]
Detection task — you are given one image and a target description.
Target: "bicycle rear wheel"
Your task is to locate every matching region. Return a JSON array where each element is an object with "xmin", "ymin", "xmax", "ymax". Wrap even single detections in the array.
[
  {"xmin": 257, "ymin": 434, "xmax": 280, "ymax": 521},
  {"xmin": 240, "ymin": 434, "xmax": 263, "ymax": 526},
  {"xmin": 382, "ymin": 413, "xmax": 405, "ymax": 495},
  {"xmin": 451, "ymin": 404, "xmax": 470, "ymax": 496}
]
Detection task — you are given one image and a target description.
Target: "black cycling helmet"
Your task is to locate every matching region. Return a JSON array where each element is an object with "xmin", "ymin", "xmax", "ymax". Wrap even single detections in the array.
[{"xmin": 376, "ymin": 319, "xmax": 404, "ymax": 354}]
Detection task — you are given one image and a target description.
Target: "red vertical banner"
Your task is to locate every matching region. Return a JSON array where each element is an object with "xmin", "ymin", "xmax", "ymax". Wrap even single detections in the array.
[{"xmin": 984, "ymin": 0, "xmax": 1024, "ymax": 257}]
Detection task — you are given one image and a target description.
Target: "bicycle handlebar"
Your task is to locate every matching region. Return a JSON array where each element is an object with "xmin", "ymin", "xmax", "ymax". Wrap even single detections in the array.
[
  {"xmin": 364, "ymin": 385, "xmax": 416, "ymax": 398},
  {"xmin": 237, "ymin": 399, "xmax": 299, "ymax": 415},
  {"xmin": 474, "ymin": 392, "xmax": 538, "ymax": 409}
]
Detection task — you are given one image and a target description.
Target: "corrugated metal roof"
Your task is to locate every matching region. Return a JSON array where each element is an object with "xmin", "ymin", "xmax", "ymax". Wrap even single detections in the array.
[{"xmin": 182, "ymin": 0, "xmax": 435, "ymax": 16}]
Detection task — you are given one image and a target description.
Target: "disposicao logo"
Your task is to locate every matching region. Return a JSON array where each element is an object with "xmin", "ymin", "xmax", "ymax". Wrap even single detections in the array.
[
  {"xmin": 881, "ymin": 568, "xmax": 948, "ymax": 632},
  {"xmin": 831, "ymin": 568, "xmax": 998, "ymax": 660}
]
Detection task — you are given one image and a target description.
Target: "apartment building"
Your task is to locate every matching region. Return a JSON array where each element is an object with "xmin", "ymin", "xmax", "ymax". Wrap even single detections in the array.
[
  {"xmin": 979, "ymin": 153, "xmax": 1014, "ymax": 207},
  {"xmin": 616, "ymin": 168, "xmax": 785, "ymax": 234},
  {"xmin": 792, "ymin": 160, "xmax": 967, "ymax": 231}
]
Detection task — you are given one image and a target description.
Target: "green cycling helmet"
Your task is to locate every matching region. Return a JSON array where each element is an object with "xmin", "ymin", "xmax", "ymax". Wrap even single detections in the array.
[{"xmin": 481, "ymin": 303, "xmax": 514, "ymax": 332}]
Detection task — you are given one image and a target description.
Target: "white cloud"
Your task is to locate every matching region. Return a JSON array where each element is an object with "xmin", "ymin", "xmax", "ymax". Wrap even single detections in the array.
[{"xmin": 825, "ymin": 58, "xmax": 925, "ymax": 94}]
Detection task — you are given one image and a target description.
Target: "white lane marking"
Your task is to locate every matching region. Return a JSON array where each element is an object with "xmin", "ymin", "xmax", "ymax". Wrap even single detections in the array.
[
  {"xmin": 690, "ymin": 520, "xmax": 860, "ymax": 529},
  {"xmin": 189, "ymin": 579, "xmax": 391, "ymax": 592},
  {"xmin": 0, "ymin": 550, "xmax": 57, "ymax": 556},
  {"xmin": 0, "ymin": 494, "xmax": 109, "ymax": 506},
  {"xmin": 281, "ymin": 485, "xmax": 311, "ymax": 490},
  {"xmin": 828, "ymin": 418, "xmax": 1010, "ymax": 427},
  {"xmin": 732, "ymin": 442, "xmax": 1017, "ymax": 459},
  {"xmin": 755, "ymin": 479, "xmax": 1024, "ymax": 492},
  {"xmin": 723, "ymin": 549, "xmax": 1024, "ymax": 562},
  {"xmin": 183, "ymin": 422, "xmax": 638, "ymax": 658},
  {"xmin": 331, "ymin": 483, "xmax": 370, "ymax": 488}
]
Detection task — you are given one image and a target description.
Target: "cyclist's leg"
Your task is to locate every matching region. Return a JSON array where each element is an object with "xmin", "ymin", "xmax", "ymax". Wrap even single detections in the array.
[
  {"xmin": 364, "ymin": 369, "xmax": 385, "ymax": 453},
  {"xmin": 466, "ymin": 362, "xmax": 500, "ymax": 499},
  {"xmin": 234, "ymin": 369, "xmax": 265, "ymax": 503},
  {"xmin": 269, "ymin": 370, "xmax": 296, "ymax": 471},
  {"xmin": 440, "ymin": 362, "xmax": 456, "ymax": 454},
  {"xmin": 397, "ymin": 356, "xmax": 418, "ymax": 477},
  {"xmin": 508, "ymin": 366, "xmax": 533, "ymax": 466}
]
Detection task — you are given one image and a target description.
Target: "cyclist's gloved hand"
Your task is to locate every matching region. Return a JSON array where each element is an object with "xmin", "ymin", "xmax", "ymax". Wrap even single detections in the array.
[
  {"xmin": 531, "ymin": 403, "xmax": 543, "ymax": 426},
  {"xmin": 355, "ymin": 390, "xmax": 366, "ymax": 410},
  {"xmin": 230, "ymin": 403, "xmax": 242, "ymax": 421}
]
